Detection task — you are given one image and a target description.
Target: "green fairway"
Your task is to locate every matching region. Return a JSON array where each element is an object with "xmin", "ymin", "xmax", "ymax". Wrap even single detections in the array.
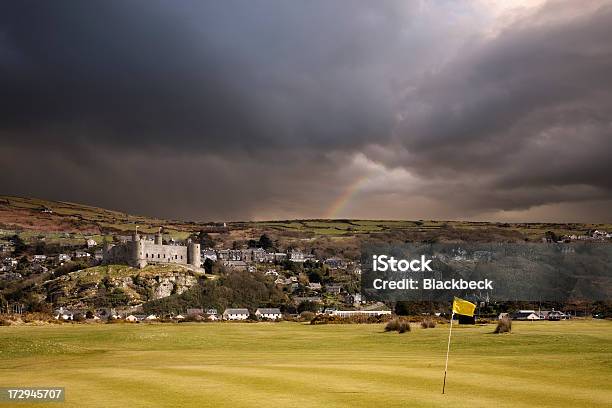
[{"xmin": 0, "ymin": 321, "xmax": 611, "ymax": 407}]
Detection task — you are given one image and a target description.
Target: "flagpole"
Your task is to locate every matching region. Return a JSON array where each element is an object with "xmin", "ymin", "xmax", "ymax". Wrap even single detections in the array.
[{"xmin": 442, "ymin": 311, "xmax": 455, "ymax": 394}]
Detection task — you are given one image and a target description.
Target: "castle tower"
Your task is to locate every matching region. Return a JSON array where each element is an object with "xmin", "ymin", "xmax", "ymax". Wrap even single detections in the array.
[
  {"xmin": 187, "ymin": 240, "xmax": 201, "ymax": 268},
  {"xmin": 130, "ymin": 228, "xmax": 147, "ymax": 268},
  {"xmin": 155, "ymin": 227, "xmax": 163, "ymax": 245}
]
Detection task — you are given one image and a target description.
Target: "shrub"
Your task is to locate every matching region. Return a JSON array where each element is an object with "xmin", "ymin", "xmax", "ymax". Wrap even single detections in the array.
[
  {"xmin": 385, "ymin": 319, "xmax": 399, "ymax": 332},
  {"xmin": 311, "ymin": 314, "xmax": 392, "ymax": 325},
  {"xmin": 385, "ymin": 318, "xmax": 410, "ymax": 333},
  {"xmin": 300, "ymin": 311, "xmax": 315, "ymax": 322},
  {"xmin": 398, "ymin": 321, "xmax": 410, "ymax": 333},
  {"xmin": 421, "ymin": 318, "xmax": 436, "ymax": 329},
  {"xmin": 494, "ymin": 317, "xmax": 512, "ymax": 334}
]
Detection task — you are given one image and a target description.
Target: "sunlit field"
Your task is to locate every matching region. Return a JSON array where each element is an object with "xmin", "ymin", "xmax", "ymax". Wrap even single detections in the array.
[{"xmin": 1, "ymin": 320, "xmax": 610, "ymax": 407}]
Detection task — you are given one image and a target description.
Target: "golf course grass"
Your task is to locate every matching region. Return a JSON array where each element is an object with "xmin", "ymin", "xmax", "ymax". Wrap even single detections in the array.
[{"xmin": 0, "ymin": 320, "xmax": 610, "ymax": 407}]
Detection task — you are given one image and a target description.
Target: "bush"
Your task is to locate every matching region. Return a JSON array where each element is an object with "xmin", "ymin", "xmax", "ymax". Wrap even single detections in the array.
[
  {"xmin": 494, "ymin": 317, "xmax": 512, "ymax": 334},
  {"xmin": 299, "ymin": 311, "xmax": 315, "ymax": 322},
  {"xmin": 385, "ymin": 318, "xmax": 410, "ymax": 333},
  {"xmin": 398, "ymin": 321, "xmax": 410, "ymax": 333},
  {"xmin": 421, "ymin": 318, "xmax": 436, "ymax": 329},
  {"xmin": 310, "ymin": 313, "xmax": 392, "ymax": 325}
]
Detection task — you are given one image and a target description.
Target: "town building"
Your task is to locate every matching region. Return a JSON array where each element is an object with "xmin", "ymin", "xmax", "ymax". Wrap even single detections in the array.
[
  {"xmin": 223, "ymin": 308, "xmax": 249, "ymax": 320},
  {"xmin": 255, "ymin": 308, "xmax": 282, "ymax": 320}
]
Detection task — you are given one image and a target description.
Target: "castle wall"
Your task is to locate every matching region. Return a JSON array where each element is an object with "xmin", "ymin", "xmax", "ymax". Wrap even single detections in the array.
[
  {"xmin": 103, "ymin": 234, "xmax": 201, "ymax": 269},
  {"xmin": 139, "ymin": 241, "xmax": 188, "ymax": 265}
]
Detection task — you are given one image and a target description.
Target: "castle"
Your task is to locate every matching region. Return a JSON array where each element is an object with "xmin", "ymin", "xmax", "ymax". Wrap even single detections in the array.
[{"xmin": 103, "ymin": 229, "xmax": 201, "ymax": 269}]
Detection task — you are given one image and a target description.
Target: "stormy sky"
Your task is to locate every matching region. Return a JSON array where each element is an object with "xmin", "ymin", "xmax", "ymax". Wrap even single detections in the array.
[{"xmin": 1, "ymin": 0, "xmax": 611, "ymax": 222}]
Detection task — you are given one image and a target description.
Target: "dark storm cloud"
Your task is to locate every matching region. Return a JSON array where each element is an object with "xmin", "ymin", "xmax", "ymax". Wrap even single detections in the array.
[
  {"xmin": 0, "ymin": 0, "xmax": 407, "ymax": 151},
  {"xmin": 1, "ymin": 0, "xmax": 611, "ymax": 221},
  {"xmin": 389, "ymin": 0, "xmax": 612, "ymax": 217}
]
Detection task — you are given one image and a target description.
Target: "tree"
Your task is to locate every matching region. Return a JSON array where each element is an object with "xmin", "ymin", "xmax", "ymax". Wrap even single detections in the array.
[
  {"xmin": 544, "ymin": 230, "xmax": 558, "ymax": 242},
  {"xmin": 10, "ymin": 235, "xmax": 27, "ymax": 255},
  {"xmin": 203, "ymin": 258, "xmax": 214, "ymax": 274},
  {"xmin": 307, "ymin": 268, "xmax": 324, "ymax": 283},
  {"xmin": 197, "ymin": 231, "xmax": 216, "ymax": 248},
  {"xmin": 298, "ymin": 300, "xmax": 319, "ymax": 313},
  {"xmin": 258, "ymin": 234, "xmax": 273, "ymax": 250}
]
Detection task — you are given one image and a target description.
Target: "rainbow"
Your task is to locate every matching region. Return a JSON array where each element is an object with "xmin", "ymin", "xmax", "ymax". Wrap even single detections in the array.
[{"xmin": 324, "ymin": 176, "xmax": 368, "ymax": 219}]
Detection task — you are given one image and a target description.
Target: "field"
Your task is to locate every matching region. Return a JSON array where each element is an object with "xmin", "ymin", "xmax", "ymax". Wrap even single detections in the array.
[{"xmin": 0, "ymin": 321, "xmax": 611, "ymax": 407}]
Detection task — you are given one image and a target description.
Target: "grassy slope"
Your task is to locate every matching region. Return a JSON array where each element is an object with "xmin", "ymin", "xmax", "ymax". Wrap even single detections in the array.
[
  {"xmin": 0, "ymin": 320, "xmax": 610, "ymax": 408},
  {"xmin": 3, "ymin": 196, "xmax": 612, "ymax": 244}
]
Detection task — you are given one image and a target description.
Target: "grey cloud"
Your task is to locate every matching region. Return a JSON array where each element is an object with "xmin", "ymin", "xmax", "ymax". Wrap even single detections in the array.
[
  {"xmin": 1, "ymin": 1, "xmax": 611, "ymax": 221},
  {"xmin": 390, "ymin": 0, "xmax": 612, "ymax": 217}
]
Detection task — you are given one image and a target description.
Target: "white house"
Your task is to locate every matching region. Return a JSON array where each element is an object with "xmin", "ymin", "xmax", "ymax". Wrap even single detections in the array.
[
  {"xmin": 86, "ymin": 239, "xmax": 97, "ymax": 248},
  {"xmin": 33, "ymin": 254, "xmax": 47, "ymax": 262},
  {"xmin": 547, "ymin": 310, "xmax": 570, "ymax": 320},
  {"xmin": 74, "ymin": 250, "xmax": 91, "ymax": 258},
  {"xmin": 512, "ymin": 310, "xmax": 540, "ymax": 320},
  {"xmin": 255, "ymin": 308, "xmax": 282, "ymax": 320},
  {"xmin": 205, "ymin": 309, "xmax": 219, "ymax": 320},
  {"xmin": 288, "ymin": 249, "xmax": 305, "ymax": 262},
  {"xmin": 54, "ymin": 307, "xmax": 74, "ymax": 320},
  {"xmin": 201, "ymin": 249, "xmax": 217, "ymax": 261},
  {"xmin": 145, "ymin": 314, "xmax": 158, "ymax": 321},
  {"xmin": 307, "ymin": 282, "xmax": 322, "ymax": 291},
  {"xmin": 125, "ymin": 314, "xmax": 138, "ymax": 322},
  {"xmin": 223, "ymin": 308, "xmax": 249, "ymax": 320}
]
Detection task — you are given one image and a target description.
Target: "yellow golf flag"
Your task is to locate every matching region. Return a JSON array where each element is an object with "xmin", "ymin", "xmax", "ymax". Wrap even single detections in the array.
[{"xmin": 452, "ymin": 297, "xmax": 476, "ymax": 317}]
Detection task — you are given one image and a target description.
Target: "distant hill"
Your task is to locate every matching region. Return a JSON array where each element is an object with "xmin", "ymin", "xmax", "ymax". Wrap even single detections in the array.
[{"xmin": 1, "ymin": 195, "xmax": 611, "ymax": 244}]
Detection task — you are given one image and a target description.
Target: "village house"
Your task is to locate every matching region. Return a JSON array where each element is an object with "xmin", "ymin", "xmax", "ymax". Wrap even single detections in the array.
[
  {"xmin": 201, "ymin": 249, "xmax": 217, "ymax": 261},
  {"xmin": 2, "ymin": 257, "xmax": 18, "ymax": 267},
  {"xmin": 223, "ymin": 308, "xmax": 249, "ymax": 320},
  {"xmin": 255, "ymin": 308, "xmax": 282, "ymax": 320},
  {"xmin": 547, "ymin": 310, "xmax": 570, "ymax": 320},
  {"xmin": 0, "ymin": 272, "xmax": 22, "ymax": 281},
  {"xmin": 324, "ymin": 257, "xmax": 346, "ymax": 269},
  {"xmin": 307, "ymin": 282, "xmax": 322, "ymax": 291},
  {"xmin": 94, "ymin": 249, "xmax": 104, "ymax": 261},
  {"xmin": 206, "ymin": 309, "xmax": 219, "ymax": 320},
  {"xmin": 74, "ymin": 250, "xmax": 91, "ymax": 259},
  {"xmin": 186, "ymin": 308, "xmax": 204, "ymax": 316},
  {"xmin": 86, "ymin": 238, "xmax": 97, "ymax": 248},
  {"xmin": 288, "ymin": 249, "xmax": 305, "ymax": 262},
  {"xmin": 224, "ymin": 260, "xmax": 248, "ymax": 271},
  {"xmin": 251, "ymin": 248, "xmax": 267, "ymax": 263},
  {"xmin": 33, "ymin": 254, "xmax": 47, "ymax": 262},
  {"xmin": 325, "ymin": 284, "xmax": 343, "ymax": 294},
  {"xmin": 512, "ymin": 310, "xmax": 540, "ymax": 320},
  {"xmin": 0, "ymin": 242, "xmax": 15, "ymax": 254},
  {"xmin": 264, "ymin": 252, "xmax": 287, "ymax": 263},
  {"xmin": 57, "ymin": 253, "xmax": 71, "ymax": 263}
]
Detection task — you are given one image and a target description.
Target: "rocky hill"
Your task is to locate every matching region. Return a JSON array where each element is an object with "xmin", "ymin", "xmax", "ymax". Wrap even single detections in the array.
[{"xmin": 44, "ymin": 264, "xmax": 204, "ymax": 309}]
